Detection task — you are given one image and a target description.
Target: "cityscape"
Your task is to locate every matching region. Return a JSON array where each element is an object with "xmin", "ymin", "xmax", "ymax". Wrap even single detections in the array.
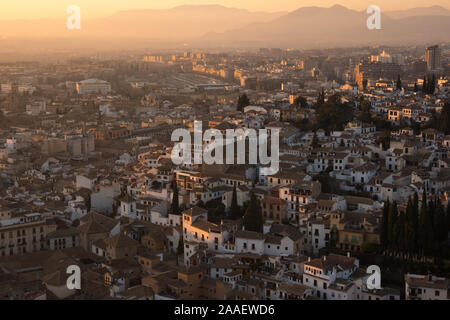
[{"xmin": 0, "ymin": 1, "xmax": 449, "ymax": 303}]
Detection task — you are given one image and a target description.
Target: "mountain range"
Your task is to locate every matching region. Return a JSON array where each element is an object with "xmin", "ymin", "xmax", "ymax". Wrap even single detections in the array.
[
  {"xmin": 197, "ymin": 4, "xmax": 450, "ymax": 48},
  {"xmin": 0, "ymin": 4, "xmax": 449, "ymax": 50}
]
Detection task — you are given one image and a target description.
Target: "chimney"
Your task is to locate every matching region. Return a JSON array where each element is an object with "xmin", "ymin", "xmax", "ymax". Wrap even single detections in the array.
[
  {"xmin": 308, "ymin": 257, "xmax": 311, "ymax": 262},
  {"xmin": 347, "ymin": 252, "xmax": 350, "ymax": 258}
]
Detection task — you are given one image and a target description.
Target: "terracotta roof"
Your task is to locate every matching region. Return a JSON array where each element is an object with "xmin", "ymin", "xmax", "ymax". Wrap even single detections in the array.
[
  {"xmin": 105, "ymin": 232, "xmax": 139, "ymax": 249},
  {"xmin": 235, "ymin": 230, "xmax": 264, "ymax": 240}
]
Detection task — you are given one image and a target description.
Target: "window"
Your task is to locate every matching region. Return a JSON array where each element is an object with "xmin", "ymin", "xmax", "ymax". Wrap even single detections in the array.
[{"xmin": 435, "ymin": 290, "xmax": 440, "ymax": 297}]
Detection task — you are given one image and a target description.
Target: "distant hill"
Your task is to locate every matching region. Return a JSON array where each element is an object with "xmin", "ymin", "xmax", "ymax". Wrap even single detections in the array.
[
  {"xmin": 0, "ymin": 4, "xmax": 448, "ymax": 50},
  {"xmin": 197, "ymin": 5, "xmax": 450, "ymax": 48},
  {"xmin": 0, "ymin": 5, "xmax": 285, "ymax": 41},
  {"xmin": 385, "ymin": 5, "xmax": 450, "ymax": 19}
]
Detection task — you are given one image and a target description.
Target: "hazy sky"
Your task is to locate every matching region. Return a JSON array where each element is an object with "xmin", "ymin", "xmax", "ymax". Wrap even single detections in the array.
[{"xmin": 1, "ymin": 0, "xmax": 448, "ymax": 20}]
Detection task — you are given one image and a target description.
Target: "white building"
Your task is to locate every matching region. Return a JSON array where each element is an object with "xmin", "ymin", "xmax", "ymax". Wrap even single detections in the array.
[
  {"xmin": 119, "ymin": 194, "xmax": 137, "ymax": 219},
  {"xmin": 76, "ymin": 79, "xmax": 111, "ymax": 95},
  {"xmin": 405, "ymin": 274, "xmax": 449, "ymax": 300},
  {"xmin": 235, "ymin": 230, "xmax": 265, "ymax": 255},
  {"xmin": 182, "ymin": 206, "xmax": 231, "ymax": 252},
  {"xmin": 91, "ymin": 180, "xmax": 121, "ymax": 214},
  {"xmin": 302, "ymin": 253, "xmax": 359, "ymax": 300}
]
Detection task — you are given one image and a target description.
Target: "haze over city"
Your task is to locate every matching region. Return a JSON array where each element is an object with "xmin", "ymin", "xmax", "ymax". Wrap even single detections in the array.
[
  {"xmin": 2, "ymin": 1, "xmax": 450, "ymax": 19},
  {"xmin": 0, "ymin": 2, "xmax": 449, "ymax": 59}
]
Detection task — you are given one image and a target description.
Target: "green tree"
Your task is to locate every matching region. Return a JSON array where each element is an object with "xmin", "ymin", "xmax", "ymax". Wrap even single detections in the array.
[
  {"xmin": 171, "ymin": 180, "xmax": 180, "ymax": 215},
  {"xmin": 438, "ymin": 102, "xmax": 450, "ymax": 134},
  {"xmin": 387, "ymin": 201, "xmax": 398, "ymax": 248},
  {"xmin": 177, "ymin": 237, "xmax": 184, "ymax": 256},
  {"xmin": 229, "ymin": 185, "xmax": 241, "ymax": 219},
  {"xmin": 237, "ymin": 93, "xmax": 250, "ymax": 112},
  {"xmin": 294, "ymin": 95, "xmax": 308, "ymax": 108},
  {"xmin": 380, "ymin": 200, "xmax": 390, "ymax": 249},
  {"xmin": 316, "ymin": 88, "xmax": 325, "ymax": 106},
  {"xmin": 396, "ymin": 209, "xmax": 406, "ymax": 251},
  {"xmin": 314, "ymin": 93, "xmax": 354, "ymax": 133},
  {"xmin": 311, "ymin": 132, "xmax": 319, "ymax": 148},
  {"xmin": 361, "ymin": 242, "xmax": 378, "ymax": 254},
  {"xmin": 447, "ymin": 204, "xmax": 450, "ymax": 236},
  {"xmin": 409, "ymin": 193, "xmax": 420, "ymax": 253},
  {"xmin": 429, "ymin": 74, "xmax": 436, "ymax": 94},
  {"xmin": 433, "ymin": 203, "xmax": 447, "ymax": 258},
  {"xmin": 422, "ymin": 76, "xmax": 428, "ymax": 94},
  {"xmin": 243, "ymin": 192, "xmax": 263, "ymax": 233},
  {"xmin": 410, "ymin": 120, "xmax": 421, "ymax": 135},
  {"xmin": 377, "ymin": 130, "xmax": 391, "ymax": 151},
  {"xmin": 396, "ymin": 75, "xmax": 402, "ymax": 91},
  {"xmin": 419, "ymin": 191, "xmax": 433, "ymax": 256},
  {"xmin": 330, "ymin": 226, "xmax": 339, "ymax": 248}
]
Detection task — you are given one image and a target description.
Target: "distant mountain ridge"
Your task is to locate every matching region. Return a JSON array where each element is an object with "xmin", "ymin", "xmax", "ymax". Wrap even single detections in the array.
[
  {"xmin": 0, "ymin": 4, "xmax": 448, "ymax": 49},
  {"xmin": 197, "ymin": 5, "xmax": 450, "ymax": 48},
  {"xmin": 384, "ymin": 5, "xmax": 450, "ymax": 19},
  {"xmin": 0, "ymin": 5, "xmax": 286, "ymax": 40}
]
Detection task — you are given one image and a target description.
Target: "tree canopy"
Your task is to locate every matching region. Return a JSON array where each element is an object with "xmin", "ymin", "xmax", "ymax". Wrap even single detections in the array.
[
  {"xmin": 237, "ymin": 93, "xmax": 250, "ymax": 112},
  {"xmin": 243, "ymin": 192, "xmax": 263, "ymax": 233}
]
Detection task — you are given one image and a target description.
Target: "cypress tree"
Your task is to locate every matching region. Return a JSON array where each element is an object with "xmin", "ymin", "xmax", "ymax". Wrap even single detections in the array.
[
  {"xmin": 317, "ymin": 88, "xmax": 325, "ymax": 106},
  {"xmin": 438, "ymin": 102, "xmax": 450, "ymax": 135},
  {"xmin": 411, "ymin": 193, "xmax": 420, "ymax": 253},
  {"xmin": 237, "ymin": 93, "xmax": 250, "ymax": 112},
  {"xmin": 294, "ymin": 95, "xmax": 307, "ymax": 108},
  {"xmin": 177, "ymin": 237, "xmax": 184, "ymax": 256},
  {"xmin": 413, "ymin": 82, "xmax": 418, "ymax": 92},
  {"xmin": 243, "ymin": 192, "xmax": 263, "ymax": 233},
  {"xmin": 422, "ymin": 76, "xmax": 427, "ymax": 94},
  {"xmin": 387, "ymin": 201, "xmax": 398, "ymax": 249},
  {"xmin": 311, "ymin": 132, "xmax": 319, "ymax": 148},
  {"xmin": 396, "ymin": 75, "xmax": 402, "ymax": 91},
  {"xmin": 230, "ymin": 185, "xmax": 241, "ymax": 219},
  {"xmin": 381, "ymin": 200, "xmax": 390, "ymax": 249},
  {"xmin": 171, "ymin": 180, "xmax": 180, "ymax": 215},
  {"xmin": 447, "ymin": 204, "xmax": 450, "ymax": 235},
  {"xmin": 405, "ymin": 197, "xmax": 414, "ymax": 253},
  {"xmin": 429, "ymin": 74, "xmax": 436, "ymax": 94},
  {"xmin": 419, "ymin": 191, "xmax": 433, "ymax": 256},
  {"xmin": 397, "ymin": 210, "xmax": 406, "ymax": 251},
  {"xmin": 433, "ymin": 203, "xmax": 447, "ymax": 258}
]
